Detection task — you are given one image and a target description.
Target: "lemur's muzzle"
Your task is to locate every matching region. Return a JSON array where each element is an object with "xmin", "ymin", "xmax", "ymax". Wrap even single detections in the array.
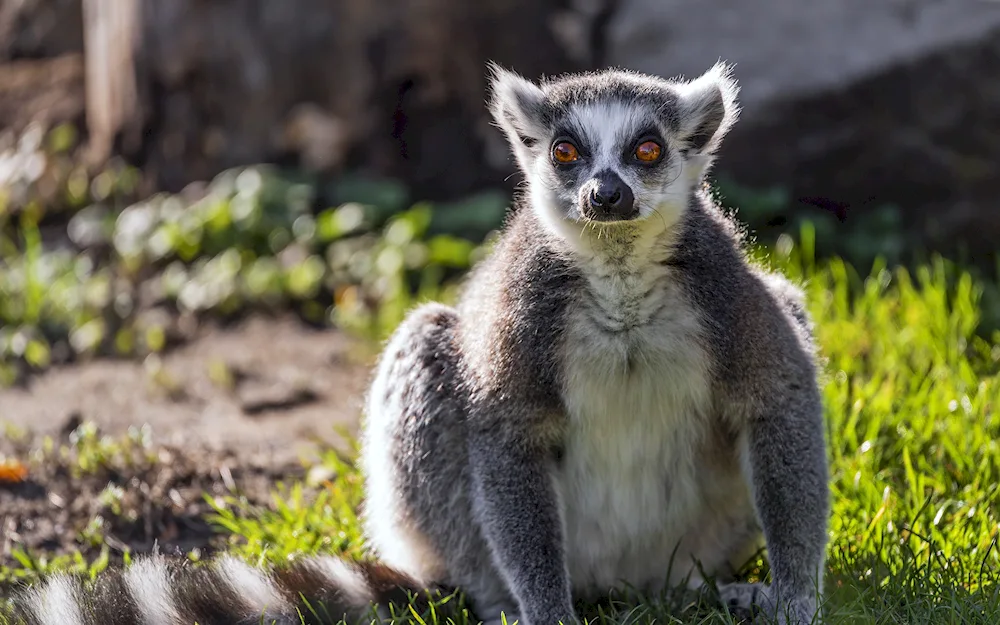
[{"xmin": 581, "ymin": 170, "xmax": 637, "ymax": 222}]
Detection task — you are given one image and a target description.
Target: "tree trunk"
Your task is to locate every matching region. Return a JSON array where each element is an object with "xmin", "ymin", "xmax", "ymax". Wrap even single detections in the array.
[{"xmin": 82, "ymin": 0, "xmax": 142, "ymax": 164}]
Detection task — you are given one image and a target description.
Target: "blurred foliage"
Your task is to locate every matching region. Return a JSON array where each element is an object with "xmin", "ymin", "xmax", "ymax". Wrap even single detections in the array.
[
  {"xmin": 0, "ymin": 124, "xmax": 508, "ymax": 386},
  {"xmin": 0, "ymin": 122, "xmax": 142, "ymax": 220},
  {"xmin": 713, "ymin": 178, "xmax": 907, "ymax": 266},
  {"xmin": 714, "ymin": 177, "xmax": 1000, "ymax": 332},
  {"xmin": 1, "ymin": 122, "xmax": 998, "ymax": 388}
]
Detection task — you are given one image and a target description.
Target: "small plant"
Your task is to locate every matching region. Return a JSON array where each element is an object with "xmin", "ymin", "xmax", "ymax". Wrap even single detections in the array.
[
  {"xmin": 0, "ymin": 132, "xmax": 493, "ymax": 385},
  {"xmin": 63, "ymin": 421, "xmax": 157, "ymax": 477}
]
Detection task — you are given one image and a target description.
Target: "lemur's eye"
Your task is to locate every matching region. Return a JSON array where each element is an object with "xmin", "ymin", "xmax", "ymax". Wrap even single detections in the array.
[
  {"xmin": 634, "ymin": 141, "xmax": 662, "ymax": 163},
  {"xmin": 552, "ymin": 142, "xmax": 580, "ymax": 164}
]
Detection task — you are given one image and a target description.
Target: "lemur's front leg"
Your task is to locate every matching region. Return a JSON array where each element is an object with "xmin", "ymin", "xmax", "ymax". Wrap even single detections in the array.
[
  {"xmin": 722, "ymin": 387, "xmax": 829, "ymax": 624},
  {"xmin": 468, "ymin": 403, "xmax": 576, "ymax": 625}
]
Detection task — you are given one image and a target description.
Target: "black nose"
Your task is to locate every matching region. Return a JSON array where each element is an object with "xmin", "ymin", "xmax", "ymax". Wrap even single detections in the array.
[{"xmin": 586, "ymin": 171, "xmax": 635, "ymax": 220}]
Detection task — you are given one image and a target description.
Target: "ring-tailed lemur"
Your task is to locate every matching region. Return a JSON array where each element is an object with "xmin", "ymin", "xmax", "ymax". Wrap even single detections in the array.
[{"xmin": 5, "ymin": 62, "xmax": 829, "ymax": 625}]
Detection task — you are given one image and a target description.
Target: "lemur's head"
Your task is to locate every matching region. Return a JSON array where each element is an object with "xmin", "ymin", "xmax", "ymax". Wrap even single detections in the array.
[{"xmin": 488, "ymin": 62, "xmax": 739, "ymax": 240}]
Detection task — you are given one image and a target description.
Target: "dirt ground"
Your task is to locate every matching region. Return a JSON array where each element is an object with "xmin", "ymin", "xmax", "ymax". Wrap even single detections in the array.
[
  {"xmin": 0, "ymin": 437, "xmax": 301, "ymax": 581},
  {"xmin": 0, "ymin": 316, "xmax": 378, "ymax": 589},
  {"xmin": 0, "ymin": 316, "xmax": 376, "ymax": 463}
]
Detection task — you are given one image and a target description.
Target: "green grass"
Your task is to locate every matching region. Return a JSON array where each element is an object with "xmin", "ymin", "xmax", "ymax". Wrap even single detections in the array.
[
  {"xmin": 127, "ymin": 227, "xmax": 999, "ymax": 624},
  {"xmin": 206, "ymin": 443, "xmax": 369, "ymax": 565},
  {"xmin": 4, "ymin": 226, "xmax": 1000, "ymax": 624},
  {"xmin": 3, "ymin": 223, "xmax": 1000, "ymax": 624},
  {"xmin": 771, "ymin": 229, "xmax": 1000, "ymax": 623}
]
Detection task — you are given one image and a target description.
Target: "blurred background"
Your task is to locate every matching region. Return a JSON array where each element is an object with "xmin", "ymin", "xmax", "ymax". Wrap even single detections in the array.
[
  {"xmin": 1, "ymin": 0, "xmax": 999, "ymax": 451},
  {"xmin": 3, "ymin": 1, "xmax": 1000, "ymax": 598}
]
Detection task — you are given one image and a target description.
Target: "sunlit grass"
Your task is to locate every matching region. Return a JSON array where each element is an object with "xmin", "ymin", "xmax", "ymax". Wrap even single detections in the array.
[
  {"xmin": 186, "ymin": 226, "xmax": 1000, "ymax": 623},
  {"xmin": 4, "ymin": 222, "xmax": 1000, "ymax": 624}
]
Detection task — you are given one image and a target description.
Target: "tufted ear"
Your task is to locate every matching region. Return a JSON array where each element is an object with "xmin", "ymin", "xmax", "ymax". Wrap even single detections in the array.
[
  {"xmin": 674, "ymin": 61, "xmax": 740, "ymax": 155},
  {"xmin": 486, "ymin": 62, "xmax": 550, "ymax": 171}
]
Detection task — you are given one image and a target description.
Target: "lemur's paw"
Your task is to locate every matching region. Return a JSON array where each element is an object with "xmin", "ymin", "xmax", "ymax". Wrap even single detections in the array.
[
  {"xmin": 717, "ymin": 582, "xmax": 820, "ymax": 624},
  {"xmin": 718, "ymin": 581, "xmax": 770, "ymax": 616}
]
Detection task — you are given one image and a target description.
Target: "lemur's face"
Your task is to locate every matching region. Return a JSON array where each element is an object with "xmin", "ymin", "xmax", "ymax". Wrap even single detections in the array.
[
  {"xmin": 488, "ymin": 63, "xmax": 739, "ymax": 235},
  {"xmin": 535, "ymin": 101, "xmax": 682, "ymax": 223}
]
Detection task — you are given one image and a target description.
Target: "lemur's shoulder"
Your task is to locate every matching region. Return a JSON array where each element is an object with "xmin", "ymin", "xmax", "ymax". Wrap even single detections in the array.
[
  {"xmin": 456, "ymin": 203, "xmax": 582, "ymax": 423},
  {"xmin": 460, "ymin": 201, "xmax": 572, "ymax": 302},
  {"xmin": 672, "ymin": 189, "xmax": 818, "ymax": 413}
]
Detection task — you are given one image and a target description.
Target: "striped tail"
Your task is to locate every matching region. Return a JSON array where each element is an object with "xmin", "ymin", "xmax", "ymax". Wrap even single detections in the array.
[{"xmin": 5, "ymin": 554, "xmax": 431, "ymax": 625}]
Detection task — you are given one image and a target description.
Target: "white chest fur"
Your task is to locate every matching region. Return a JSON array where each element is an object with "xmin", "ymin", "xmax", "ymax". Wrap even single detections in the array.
[{"xmin": 554, "ymin": 248, "xmax": 756, "ymax": 597}]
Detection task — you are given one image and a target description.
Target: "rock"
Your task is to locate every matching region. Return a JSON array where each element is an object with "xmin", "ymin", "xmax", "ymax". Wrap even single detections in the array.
[
  {"xmin": 238, "ymin": 383, "xmax": 320, "ymax": 417},
  {"xmin": 606, "ymin": 0, "xmax": 1000, "ymax": 259},
  {"xmin": 84, "ymin": 0, "xmax": 584, "ymax": 199}
]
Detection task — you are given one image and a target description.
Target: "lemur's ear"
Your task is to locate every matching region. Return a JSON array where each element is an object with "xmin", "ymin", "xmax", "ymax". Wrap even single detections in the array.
[
  {"xmin": 487, "ymin": 63, "xmax": 549, "ymax": 166},
  {"xmin": 674, "ymin": 61, "xmax": 740, "ymax": 155}
]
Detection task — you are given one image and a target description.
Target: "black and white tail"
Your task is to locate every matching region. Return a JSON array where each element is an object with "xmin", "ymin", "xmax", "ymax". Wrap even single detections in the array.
[{"xmin": 4, "ymin": 554, "xmax": 430, "ymax": 625}]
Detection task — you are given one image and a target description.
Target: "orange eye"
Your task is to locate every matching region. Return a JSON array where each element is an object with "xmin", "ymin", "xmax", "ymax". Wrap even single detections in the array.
[
  {"xmin": 634, "ymin": 141, "xmax": 662, "ymax": 163},
  {"xmin": 552, "ymin": 142, "xmax": 580, "ymax": 163}
]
